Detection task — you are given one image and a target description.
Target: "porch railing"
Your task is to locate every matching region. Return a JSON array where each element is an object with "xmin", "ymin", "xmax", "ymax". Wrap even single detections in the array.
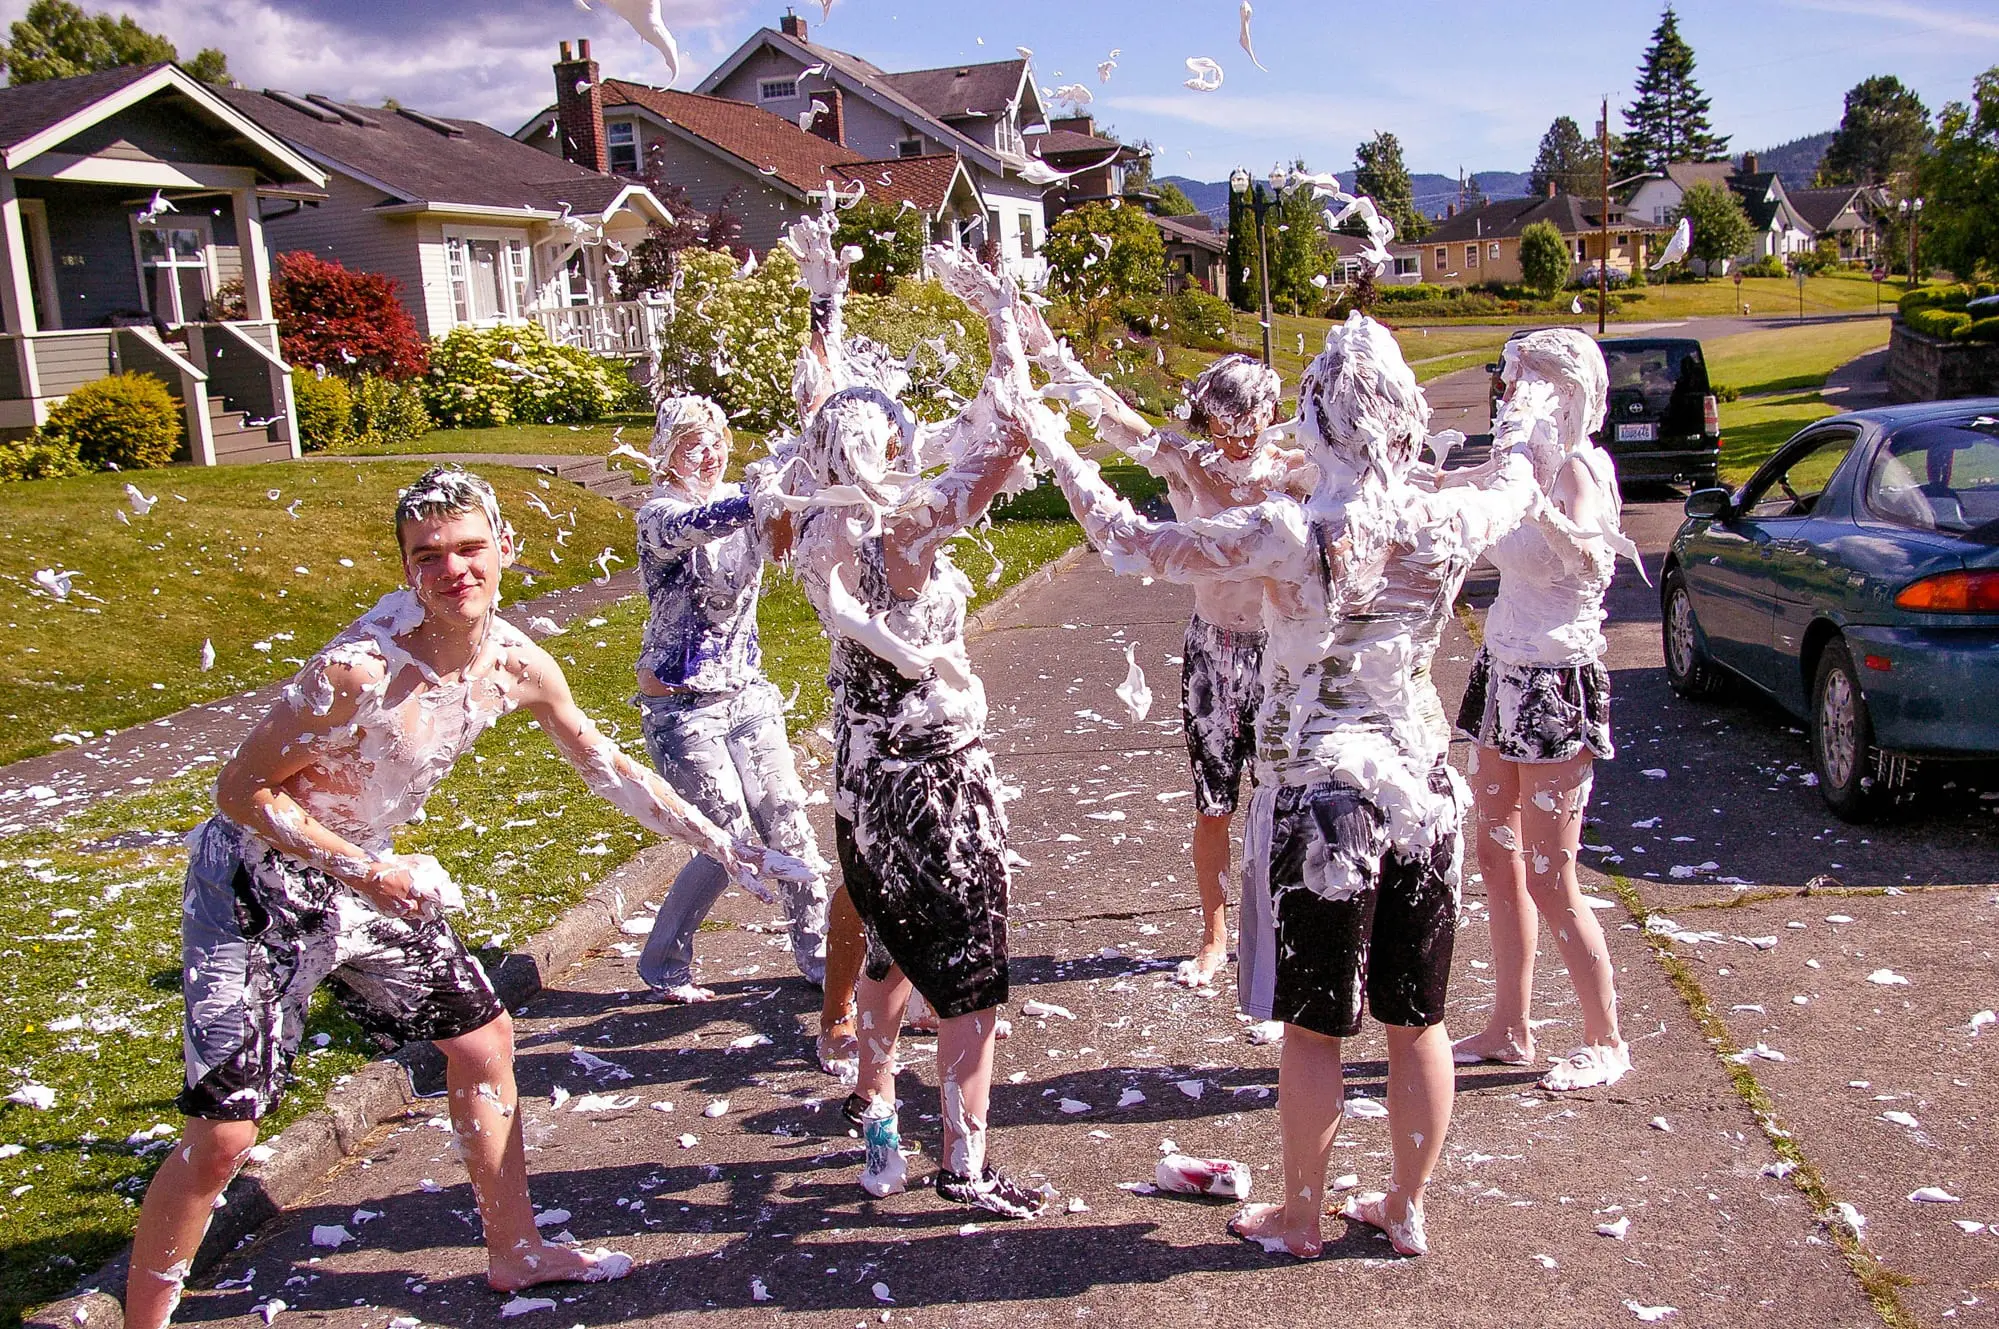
[{"xmin": 530, "ymin": 301, "xmax": 667, "ymax": 359}]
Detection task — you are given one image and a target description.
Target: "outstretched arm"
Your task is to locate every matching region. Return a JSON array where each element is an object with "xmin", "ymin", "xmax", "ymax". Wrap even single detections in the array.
[{"xmin": 783, "ymin": 207, "xmax": 861, "ymax": 421}]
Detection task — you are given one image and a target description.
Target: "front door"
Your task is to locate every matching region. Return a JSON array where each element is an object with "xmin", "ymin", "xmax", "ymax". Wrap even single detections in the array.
[{"xmin": 137, "ymin": 221, "xmax": 211, "ymax": 325}]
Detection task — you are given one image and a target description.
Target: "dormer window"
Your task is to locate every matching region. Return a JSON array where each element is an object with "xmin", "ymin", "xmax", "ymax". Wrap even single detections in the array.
[
  {"xmin": 897, "ymin": 137, "xmax": 923, "ymax": 158},
  {"xmin": 759, "ymin": 78, "xmax": 799, "ymax": 102}
]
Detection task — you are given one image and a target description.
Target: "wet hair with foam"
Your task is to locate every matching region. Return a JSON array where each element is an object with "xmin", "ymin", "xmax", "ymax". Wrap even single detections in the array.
[
  {"xmin": 652, "ymin": 395, "xmax": 732, "ymax": 463},
  {"xmin": 1188, "ymin": 353, "xmax": 1282, "ymax": 438},
  {"xmin": 800, "ymin": 385, "xmax": 916, "ymax": 499},
  {"xmin": 1502, "ymin": 328, "xmax": 1609, "ymax": 457},
  {"xmin": 394, "ymin": 467, "xmax": 508, "ymax": 552},
  {"xmin": 1294, "ymin": 314, "xmax": 1430, "ymax": 484}
]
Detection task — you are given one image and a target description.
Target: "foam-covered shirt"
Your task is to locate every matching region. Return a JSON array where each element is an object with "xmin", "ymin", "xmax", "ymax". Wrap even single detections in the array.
[{"xmin": 635, "ymin": 482, "xmax": 765, "ymax": 693}]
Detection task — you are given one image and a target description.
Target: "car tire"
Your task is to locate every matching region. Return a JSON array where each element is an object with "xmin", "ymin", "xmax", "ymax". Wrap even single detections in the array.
[
  {"xmin": 1811, "ymin": 638, "xmax": 1885, "ymax": 823},
  {"xmin": 1662, "ymin": 569, "xmax": 1723, "ymax": 698}
]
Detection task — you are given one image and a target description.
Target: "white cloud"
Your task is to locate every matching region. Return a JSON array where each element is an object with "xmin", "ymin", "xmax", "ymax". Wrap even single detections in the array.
[{"xmin": 1779, "ymin": 0, "xmax": 1999, "ymax": 42}]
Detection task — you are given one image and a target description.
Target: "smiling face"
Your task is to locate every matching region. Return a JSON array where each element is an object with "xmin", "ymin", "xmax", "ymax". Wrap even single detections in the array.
[
  {"xmin": 1206, "ymin": 408, "xmax": 1275, "ymax": 462},
  {"xmin": 399, "ymin": 509, "xmax": 510, "ymax": 627},
  {"xmin": 668, "ymin": 427, "xmax": 730, "ymax": 496}
]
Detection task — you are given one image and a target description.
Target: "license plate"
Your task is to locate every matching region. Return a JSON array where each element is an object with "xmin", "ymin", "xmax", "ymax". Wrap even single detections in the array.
[{"xmin": 1616, "ymin": 423, "xmax": 1658, "ymax": 443}]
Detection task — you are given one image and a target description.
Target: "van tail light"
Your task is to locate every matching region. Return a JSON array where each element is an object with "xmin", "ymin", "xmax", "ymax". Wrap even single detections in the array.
[
  {"xmin": 1895, "ymin": 569, "xmax": 1999, "ymax": 612},
  {"xmin": 1702, "ymin": 394, "xmax": 1720, "ymax": 436}
]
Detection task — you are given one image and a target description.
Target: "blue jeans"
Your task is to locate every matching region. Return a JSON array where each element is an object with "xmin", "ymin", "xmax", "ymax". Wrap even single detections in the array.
[{"xmin": 635, "ymin": 680, "xmax": 829, "ymax": 990}]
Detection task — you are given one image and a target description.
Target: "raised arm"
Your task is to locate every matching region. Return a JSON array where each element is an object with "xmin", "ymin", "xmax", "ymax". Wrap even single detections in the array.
[
  {"xmin": 783, "ymin": 205, "xmax": 861, "ymax": 422},
  {"xmin": 635, "ymin": 490, "xmax": 757, "ymax": 558}
]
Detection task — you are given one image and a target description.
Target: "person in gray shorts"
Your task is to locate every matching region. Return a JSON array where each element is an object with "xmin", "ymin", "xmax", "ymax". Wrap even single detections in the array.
[{"xmin": 124, "ymin": 470, "xmax": 788, "ymax": 1329}]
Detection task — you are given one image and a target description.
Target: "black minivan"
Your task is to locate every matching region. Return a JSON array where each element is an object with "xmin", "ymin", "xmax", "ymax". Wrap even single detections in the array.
[{"xmin": 1486, "ymin": 333, "xmax": 1721, "ymax": 489}]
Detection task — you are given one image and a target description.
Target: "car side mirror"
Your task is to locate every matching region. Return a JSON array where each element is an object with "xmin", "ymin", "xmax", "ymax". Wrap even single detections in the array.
[
  {"xmin": 1685, "ymin": 488, "xmax": 1732, "ymax": 520},
  {"xmin": 1484, "ymin": 363, "xmax": 1500, "ymax": 374}
]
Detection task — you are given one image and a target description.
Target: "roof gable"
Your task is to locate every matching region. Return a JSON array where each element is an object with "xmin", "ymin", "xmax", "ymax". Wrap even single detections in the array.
[
  {"xmin": 880, "ymin": 60, "xmax": 1026, "ymax": 120},
  {"xmin": 1787, "ymin": 185, "xmax": 1870, "ymax": 232},
  {"xmin": 832, "ymin": 153, "xmax": 979, "ymax": 216},
  {"xmin": 602, "ymin": 81, "xmax": 864, "ymax": 196},
  {"xmin": 1408, "ymin": 193, "xmax": 1628, "ymax": 245}
]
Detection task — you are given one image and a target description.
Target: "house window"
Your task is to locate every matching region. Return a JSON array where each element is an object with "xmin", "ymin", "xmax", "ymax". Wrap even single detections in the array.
[
  {"xmin": 1488, "ymin": 242, "xmax": 1500, "ymax": 260},
  {"xmin": 1394, "ymin": 255, "xmax": 1420, "ymax": 278},
  {"xmin": 1575, "ymin": 238, "xmax": 1588, "ymax": 262},
  {"xmin": 898, "ymin": 137, "xmax": 924, "ymax": 159},
  {"xmin": 607, "ymin": 121, "xmax": 638, "ymax": 174},
  {"xmin": 758, "ymin": 78, "xmax": 798, "ymax": 102},
  {"xmin": 135, "ymin": 219, "xmax": 212, "ymax": 325},
  {"xmin": 1019, "ymin": 213, "xmax": 1036, "ymax": 258},
  {"xmin": 1466, "ymin": 244, "xmax": 1479, "ymax": 269},
  {"xmin": 445, "ymin": 232, "xmax": 532, "ymax": 326},
  {"xmin": 1433, "ymin": 247, "xmax": 1447, "ymax": 271}
]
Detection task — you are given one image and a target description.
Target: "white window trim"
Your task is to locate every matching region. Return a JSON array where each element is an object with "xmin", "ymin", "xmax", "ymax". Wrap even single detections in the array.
[
  {"xmin": 606, "ymin": 120, "xmax": 639, "ymax": 173},
  {"xmin": 20, "ymin": 198, "xmax": 59, "ymax": 330},
  {"xmin": 442, "ymin": 227, "xmax": 534, "ymax": 329},
  {"xmin": 759, "ymin": 78, "xmax": 799, "ymax": 102},
  {"xmin": 129, "ymin": 212, "xmax": 215, "ymax": 326}
]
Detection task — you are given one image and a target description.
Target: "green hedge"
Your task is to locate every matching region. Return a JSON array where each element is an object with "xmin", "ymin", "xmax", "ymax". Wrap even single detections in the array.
[
  {"xmin": 1959, "ymin": 317, "xmax": 1999, "ymax": 343},
  {"xmin": 1906, "ymin": 307, "xmax": 1973, "ymax": 339},
  {"xmin": 39, "ymin": 372, "xmax": 182, "ymax": 470},
  {"xmin": 423, "ymin": 322, "xmax": 626, "ymax": 429},
  {"xmin": 0, "ymin": 431, "xmax": 85, "ymax": 482}
]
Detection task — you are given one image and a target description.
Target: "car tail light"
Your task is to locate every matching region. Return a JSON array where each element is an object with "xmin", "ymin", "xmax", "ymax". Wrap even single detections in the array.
[
  {"xmin": 1702, "ymin": 395, "xmax": 1720, "ymax": 436},
  {"xmin": 1895, "ymin": 569, "xmax": 1999, "ymax": 612}
]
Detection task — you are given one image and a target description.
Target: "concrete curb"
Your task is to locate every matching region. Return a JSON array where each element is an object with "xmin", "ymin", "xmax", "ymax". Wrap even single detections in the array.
[
  {"xmin": 23, "ymin": 536, "xmax": 1090, "ymax": 1329},
  {"xmin": 23, "ymin": 838, "xmax": 692, "ymax": 1329}
]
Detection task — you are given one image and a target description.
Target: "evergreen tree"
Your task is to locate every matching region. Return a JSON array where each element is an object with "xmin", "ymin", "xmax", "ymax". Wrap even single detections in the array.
[
  {"xmin": 1530, "ymin": 116, "xmax": 1598, "ymax": 197},
  {"xmin": 1459, "ymin": 171, "xmax": 1489, "ymax": 212},
  {"xmin": 1225, "ymin": 184, "xmax": 1257, "ymax": 312},
  {"xmin": 1819, "ymin": 76, "xmax": 1932, "ymax": 187},
  {"xmin": 1353, "ymin": 131, "xmax": 1428, "ymax": 241},
  {"xmin": 0, "ymin": 0, "xmax": 229, "ymax": 84},
  {"xmin": 1613, "ymin": 6, "xmax": 1728, "ymax": 180}
]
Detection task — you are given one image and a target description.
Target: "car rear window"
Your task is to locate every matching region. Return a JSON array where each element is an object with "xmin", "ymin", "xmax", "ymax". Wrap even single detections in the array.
[
  {"xmin": 1864, "ymin": 417, "xmax": 1999, "ymax": 544},
  {"xmin": 1603, "ymin": 343, "xmax": 1708, "ymax": 404}
]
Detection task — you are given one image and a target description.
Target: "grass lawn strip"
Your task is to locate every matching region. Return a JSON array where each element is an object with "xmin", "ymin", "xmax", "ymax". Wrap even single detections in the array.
[
  {"xmin": 1601, "ymin": 870, "xmax": 1917, "ymax": 1329},
  {"xmin": 0, "ymin": 464, "xmax": 639, "ymax": 770},
  {"xmin": 0, "ymin": 509, "xmax": 1079, "ymax": 1327},
  {"xmin": 1703, "ymin": 320, "xmax": 1892, "ymax": 486}
]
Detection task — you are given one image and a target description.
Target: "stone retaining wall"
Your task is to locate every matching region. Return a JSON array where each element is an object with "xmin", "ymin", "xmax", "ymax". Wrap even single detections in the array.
[{"xmin": 1887, "ymin": 322, "xmax": 1999, "ymax": 402}]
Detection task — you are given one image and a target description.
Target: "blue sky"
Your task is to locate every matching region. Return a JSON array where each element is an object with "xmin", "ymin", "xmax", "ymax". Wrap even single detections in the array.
[{"xmin": 6, "ymin": 0, "xmax": 1994, "ymax": 180}]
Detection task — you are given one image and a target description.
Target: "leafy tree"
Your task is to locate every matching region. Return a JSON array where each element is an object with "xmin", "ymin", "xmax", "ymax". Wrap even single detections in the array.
[
  {"xmin": 1530, "ymin": 116, "xmax": 1598, "ymax": 197},
  {"xmin": 1670, "ymin": 180, "xmax": 1754, "ymax": 274},
  {"xmin": 1518, "ymin": 220, "xmax": 1571, "ymax": 296},
  {"xmin": 616, "ymin": 173, "xmax": 747, "ymax": 297},
  {"xmin": 270, "ymin": 251, "xmax": 428, "ymax": 381},
  {"xmin": 1613, "ymin": 5, "xmax": 1729, "ymax": 180},
  {"xmin": 0, "ymin": 0, "xmax": 229, "ymax": 84},
  {"xmin": 1353, "ymin": 131, "xmax": 1428, "ymax": 240},
  {"xmin": 832, "ymin": 196, "xmax": 925, "ymax": 294},
  {"xmin": 1149, "ymin": 180, "xmax": 1201, "ymax": 217},
  {"xmin": 1917, "ymin": 66, "xmax": 1999, "ymax": 280},
  {"xmin": 1044, "ymin": 200, "xmax": 1165, "ymax": 341},
  {"xmin": 1268, "ymin": 163, "xmax": 1333, "ymax": 314},
  {"xmin": 1819, "ymin": 76, "xmax": 1932, "ymax": 187},
  {"xmin": 1460, "ymin": 173, "xmax": 1489, "ymax": 212}
]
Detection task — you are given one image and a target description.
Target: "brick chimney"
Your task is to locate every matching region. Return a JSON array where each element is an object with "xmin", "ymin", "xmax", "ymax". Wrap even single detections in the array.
[
  {"xmin": 1052, "ymin": 115, "xmax": 1096, "ymax": 137},
  {"xmin": 554, "ymin": 39, "xmax": 607, "ymax": 174},
  {"xmin": 1742, "ymin": 151, "xmax": 1759, "ymax": 176},
  {"xmin": 1447, "ymin": 203, "xmax": 1456, "ymax": 218},
  {"xmin": 780, "ymin": 10, "xmax": 808, "ymax": 40},
  {"xmin": 1546, "ymin": 178, "xmax": 1557, "ymax": 198},
  {"xmin": 807, "ymin": 86, "xmax": 845, "ymax": 146}
]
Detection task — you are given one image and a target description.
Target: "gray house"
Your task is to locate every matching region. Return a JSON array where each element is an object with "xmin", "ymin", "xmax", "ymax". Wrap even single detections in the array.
[
  {"xmin": 0, "ymin": 62, "xmax": 326, "ymax": 462},
  {"xmin": 514, "ymin": 41, "xmax": 990, "ymax": 258},
  {"xmin": 218, "ymin": 82, "xmax": 674, "ymax": 358},
  {"xmin": 690, "ymin": 12, "xmax": 1054, "ymax": 284}
]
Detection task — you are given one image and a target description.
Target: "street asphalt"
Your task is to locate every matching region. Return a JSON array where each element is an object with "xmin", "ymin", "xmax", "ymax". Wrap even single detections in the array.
[{"xmin": 159, "ymin": 371, "xmax": 1996, "ymax": 1328}]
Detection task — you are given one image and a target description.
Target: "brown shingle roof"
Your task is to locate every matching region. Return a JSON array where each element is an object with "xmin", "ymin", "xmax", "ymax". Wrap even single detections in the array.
[
  {"xmin": 602, "ymin": 81, "xmax": 864, "ymax": 195},
  {"xmin": 220, "ymin": 85, "xmax": 617, "ymax": 212},
  {"xmin": 1787, "ymin": 185, "xmax": 1870, "ymax": 233},
  {"xmin": 830, "ymin": 154, "xmax": 965, "ymax": 213},
  {"xmin": 879, "ymin": 60, "xmax": 1026, "ymax": 119},
  {"xmin": 0, "ymin": 61, "xmax": 160, "ymax": 151},
  {"xmin": 1026, "ymin": 129, "xmax": 1132, "ymax": 160},
  {"xmin": 1152, "ymin": 213, "xmax": 1226, "ymax": 253},
  {"xmin": 1408, "ymin": 194, "xmax": 1630, "ymax": 246}
]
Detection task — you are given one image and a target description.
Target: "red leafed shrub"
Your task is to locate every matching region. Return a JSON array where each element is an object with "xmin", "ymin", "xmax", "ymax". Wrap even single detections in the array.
[{"xmin": 271, "ymin": 251, "xmax": 428, "ymax": 380}]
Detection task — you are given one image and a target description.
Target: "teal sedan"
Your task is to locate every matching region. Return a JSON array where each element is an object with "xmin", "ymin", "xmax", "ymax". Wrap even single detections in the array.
[{"xmin": 1660, "ymin": 400, "xmax": 1999, "ymax": 821}]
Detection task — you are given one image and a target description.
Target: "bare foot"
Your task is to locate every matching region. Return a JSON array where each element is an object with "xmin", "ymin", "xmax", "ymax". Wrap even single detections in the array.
[
  {"xmin": 1450, "ymin": 1030, "xmax": 1534, "ymax": 1066},
  {"xmin": 1336, "ymin": 1191, "xmax": 1428, "ymax": 1256},
  {"xmin": 1228, "ymin": 1202, "xmax": 1322, "ymax": 1258},
  {"xmin": 1539, "ymin": 1041, "xmax": 1631, "ymax": 1091},
  {"xmin": 488, "ymin": 1242, "xmax": 635, "ymax": 1293},
  {"xmin": 818, "ymin": 1028, "xmax": 859, "ymax": 1077},
  {"xmin": 650, "ymin": 982, "xmax": 716, "ymax": 1005},
  {"xmin": 1174, "ymin": 945, "xmax": 1228, "ymax": 989}
]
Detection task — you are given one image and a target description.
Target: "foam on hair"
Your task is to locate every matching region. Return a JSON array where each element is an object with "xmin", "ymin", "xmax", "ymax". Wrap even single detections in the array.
[
  {"xmin": 395, "ymin": 466, "xmax": 507, "ymax": 549},
  {"xmin": 1503, "ymin": 328, "xmax": 1609, "ymax": 456},
  {"xmin": 1294, "ymin": 314, "xmax": 1430, "ymax": 482},
  {"xmin": 1188, "ymin": 353, "xmax": 1282, "ymax": 437},
  {"xmin": 651, "ymin": 394, "xmax": 731, "ymax": 461},
  {"xmin": 800, "ymin": 385, "xmax": 916, "ymax": 498}
]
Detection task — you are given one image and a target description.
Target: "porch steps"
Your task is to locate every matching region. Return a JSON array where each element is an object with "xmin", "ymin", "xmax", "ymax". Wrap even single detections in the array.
[
  {"xmin": 206, "ymin": 394, "xmax": 288, "ymax": 465},
  {"xmin": 543, "ymin": 456, "xmax": 650, "ymax": 511}
]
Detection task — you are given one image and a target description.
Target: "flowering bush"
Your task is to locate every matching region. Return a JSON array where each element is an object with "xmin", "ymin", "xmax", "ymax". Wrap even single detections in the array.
[
  {"xmin": 351, "ymin": 374, "xmax": 431, "ymax": 447},
  {"xmin": 422, "ymin": 323, "xmax": 625, "ymax": 429},
  {"xmin": 0, "ymin": 431, "xmax": 84, "ymax": 482},
  {"xmin": 271, "ymin": 252, "xmax": 428, "ymax": 380}
]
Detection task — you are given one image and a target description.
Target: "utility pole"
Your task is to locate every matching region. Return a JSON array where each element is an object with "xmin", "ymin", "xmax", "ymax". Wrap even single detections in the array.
[{"xmin": 1598, "ymin": 95, "xmax": 1610, "ymax": 337}]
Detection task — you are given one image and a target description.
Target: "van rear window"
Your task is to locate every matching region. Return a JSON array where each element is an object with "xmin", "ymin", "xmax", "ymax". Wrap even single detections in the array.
[{"xmin": 1603, "ymin": 344, "xmax": 1706, "ymax": 399}]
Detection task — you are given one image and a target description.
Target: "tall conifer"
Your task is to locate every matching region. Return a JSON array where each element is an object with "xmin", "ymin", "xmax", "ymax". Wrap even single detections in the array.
[{"xmin": 1613, "ymin": 6, "xmax": 1729, "ymax": 180}]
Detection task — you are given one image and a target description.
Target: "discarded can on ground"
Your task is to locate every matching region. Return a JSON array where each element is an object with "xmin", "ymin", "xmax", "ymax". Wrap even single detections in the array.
[{"xmin": 1155, "ymin": 1154, "xmax": 1251, "ymax": 1200}]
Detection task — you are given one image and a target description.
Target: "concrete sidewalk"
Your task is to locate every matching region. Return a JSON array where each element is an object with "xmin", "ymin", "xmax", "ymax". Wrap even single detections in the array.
[{"xmin": 162, "ymin": 556, "xmax": 1893, "ymax": 1329}]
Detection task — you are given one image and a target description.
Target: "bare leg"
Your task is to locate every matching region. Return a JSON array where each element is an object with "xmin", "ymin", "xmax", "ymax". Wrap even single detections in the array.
[
  {"xmin": 126, "ymin": 1117, "xmax": 260, "ymax": 1329},
  {"xmin": 1179, "ymin": 812, "xmax": 1233, "ymax": 986},
  {"xmin": 1454, "ymin": 748, "xmax": 1536, "ymax": 1064},
  {"xmin": 437, "ymin": 1014, "xmax": 628, "ymax": 1291},
  {"xmin": 937, "ymin": 1008, "xmax": 999, "ymax": 1176},
  {"xmin": 818, "ymin": 886, "xmax": 864, "ymax": 1066},
  {"xmin": 1338, "ymin": 1021, "xmax": 1454, "ymax": 1255},
  {"xmin": 1519, "ymin": 754, "xmax": 1628, "ymax": 1088},
  {"xmin": 854, "ymin": 966, "xmax": 913, "ymax": 1108},
  {"xmin": 1229, "ymin": 1024, "xmax": 1342, "ymax": 1258}
]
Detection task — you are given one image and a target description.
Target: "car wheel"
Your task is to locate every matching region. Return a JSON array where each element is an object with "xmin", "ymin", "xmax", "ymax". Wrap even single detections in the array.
[
  {"xmin": 1811, "ymin": 638, "xmax": 1884, "ymax": 822},
  {"xmin": 1662, "ymin": 569, "xmax": 1722, "ymax": 698}
]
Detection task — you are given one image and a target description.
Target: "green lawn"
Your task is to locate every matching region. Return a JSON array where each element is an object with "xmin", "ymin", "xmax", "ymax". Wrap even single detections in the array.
[
  {"xmin": 323, "ymin": 414, "xmax": 656, "ymax": 458},
  {"xmin": 1705, "ymin": 318, "xmax": 1893, "ymax": 485},
  {"xmin": 0, "ymin": 508, "xmax": 1079, "ymax": 1327},
  {"xmin": 0, "ymin": 463, "xmax": 637, "ymax": 768}
]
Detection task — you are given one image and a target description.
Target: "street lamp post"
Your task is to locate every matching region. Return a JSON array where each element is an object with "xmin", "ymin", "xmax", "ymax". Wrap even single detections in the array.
[
  {"xmin": 1232, "ymin": 167, "xmax": 1287, "ymax": 368},
  {"xmin": 1899, "ymin": 196, "xmax": 1924, "ymax": 291}
]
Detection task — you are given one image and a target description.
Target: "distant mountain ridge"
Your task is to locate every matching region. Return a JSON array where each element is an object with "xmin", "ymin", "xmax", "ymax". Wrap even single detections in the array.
[
  {"xmin": 1743, "ymin": 131, "xmax": 1834, "ymax": 191},
  {"xmin": 1159, "ymin": 171, "xmax": 1534, "ymax": 227}
]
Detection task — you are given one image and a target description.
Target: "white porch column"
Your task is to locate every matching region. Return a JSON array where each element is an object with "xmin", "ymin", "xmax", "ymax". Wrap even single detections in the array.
[
  {"xmin": 0, "ymin": 172, "xmax": 44, "ymax": 405},
  {"xmin": 233, "ymin": 186, "xmax": 274, "ymax": 322}
]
